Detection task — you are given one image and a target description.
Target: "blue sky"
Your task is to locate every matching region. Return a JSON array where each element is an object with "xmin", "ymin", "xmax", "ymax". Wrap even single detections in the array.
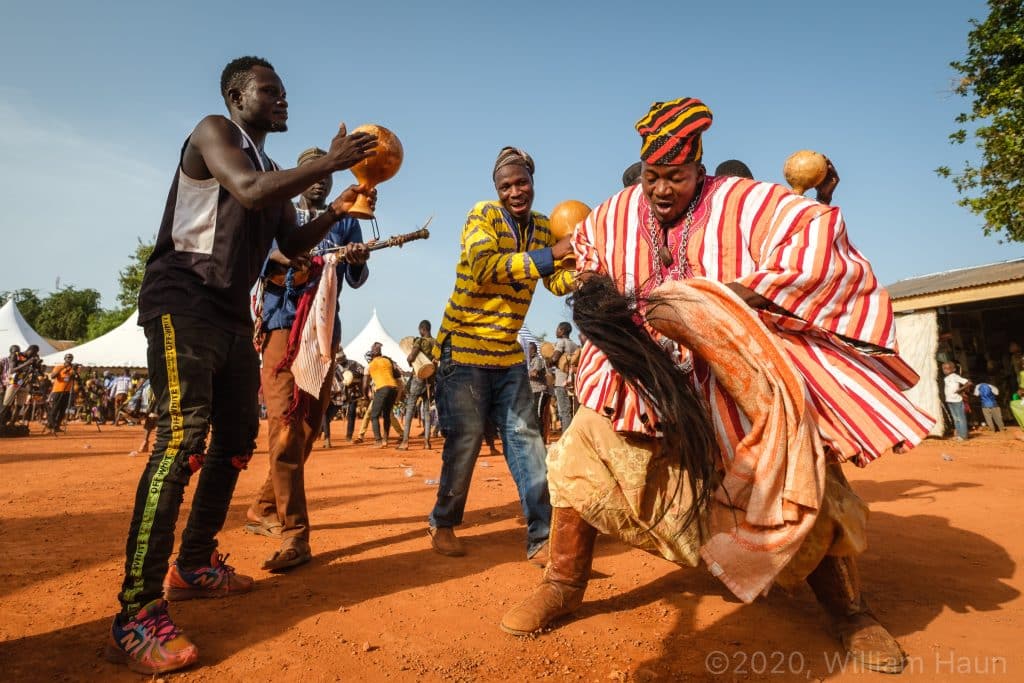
[{"xmin": 0, "ymin": 0, "xmax": 1013, "ymax": 344}]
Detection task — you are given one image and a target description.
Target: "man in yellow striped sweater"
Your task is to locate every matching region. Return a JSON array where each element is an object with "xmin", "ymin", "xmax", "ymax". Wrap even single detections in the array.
[{"xmin": 428, "ymin": 147, "xmax": 574, "ymax": 561}]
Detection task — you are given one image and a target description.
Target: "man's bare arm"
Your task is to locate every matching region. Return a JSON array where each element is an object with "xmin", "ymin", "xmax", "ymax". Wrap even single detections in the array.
[
  {"xmin": 183, "ymin": 117, "xmax": 376, "ymax": 210},
  {"xmin": 815, "ymin": 158, "xmax": 840, "ymax": 206},
  {"xmin": 275, "ymin": 185, "xmax": 376, "ymax": 258}
]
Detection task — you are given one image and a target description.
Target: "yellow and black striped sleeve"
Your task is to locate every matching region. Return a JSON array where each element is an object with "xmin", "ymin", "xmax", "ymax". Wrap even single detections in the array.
[{"xmin": 463, "ymin": 202, "xmax": 549, "ymax": 285}]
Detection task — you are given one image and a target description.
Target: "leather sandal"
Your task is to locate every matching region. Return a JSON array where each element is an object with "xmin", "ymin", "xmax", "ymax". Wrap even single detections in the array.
[
  {"xmin": 262, "ymin": 541, "xmax": 312, "ymax": 573},
  {"xmin": 244, "ymin": 516, "xmax": 282, "ymax": 538}
]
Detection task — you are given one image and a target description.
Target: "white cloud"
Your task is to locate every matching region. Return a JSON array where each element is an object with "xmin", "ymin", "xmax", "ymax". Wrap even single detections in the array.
[
  {"xmin": 0, "ymin": 92, "xmax": 166, "ymax": 189},
  {"xmin": 0, "ymin": 90, "xmax": 169, "ymax": 302}
]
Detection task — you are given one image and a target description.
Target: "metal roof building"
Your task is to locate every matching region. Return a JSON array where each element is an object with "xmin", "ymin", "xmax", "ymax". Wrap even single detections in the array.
[
  {"xmin": 887, "ymin": 259, "xmax": 1024, "ymax": 312},
  {"xmin": 885, "ymin": 258, "xmax": 1024, "ymax": 437}
]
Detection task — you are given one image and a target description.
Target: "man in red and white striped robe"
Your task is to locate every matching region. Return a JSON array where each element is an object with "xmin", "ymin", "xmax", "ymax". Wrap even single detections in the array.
[
  {"xmin": 502, "ymin": 97, "xmax": 932, "ymax": 674},
  {"xmin": 572, "ymin": 174, "xmax": 933, "ymax": 466}
]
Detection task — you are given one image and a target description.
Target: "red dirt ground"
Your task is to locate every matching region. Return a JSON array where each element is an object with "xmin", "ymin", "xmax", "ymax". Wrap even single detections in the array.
[{"xmin": 0, "ymin": 422, "xmax": 1021, "ymax": 682}]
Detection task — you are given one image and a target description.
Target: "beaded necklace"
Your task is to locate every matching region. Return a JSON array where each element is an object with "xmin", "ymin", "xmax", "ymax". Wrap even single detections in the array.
[{"xmin": 647, "ymin": 189, "xmax": 700, "ymax": 285}]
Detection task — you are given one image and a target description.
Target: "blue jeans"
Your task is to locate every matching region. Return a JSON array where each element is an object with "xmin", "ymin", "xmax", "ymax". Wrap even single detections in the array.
[
  {"xmin": 553, "ymin": 385, "xmax": 574, "ymax": 432},
  {"xmin": 946, "ymin": 401, "xmax": 969, "ymax": 439},
  {"xmin": 401, "ymin": 376, "xmax": 431, "ymax": 443},
  {"xmin": 429, "ymin": 347, "xmax": 551, "ymax": 557}
]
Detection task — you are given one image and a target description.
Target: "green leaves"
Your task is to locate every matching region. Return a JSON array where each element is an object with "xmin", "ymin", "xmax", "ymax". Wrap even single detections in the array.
[
  {"xmin": 33, "ymin": 287, "xmax": 102, "ymax": 341},
  {"xmin": 940, "ymin": 0, "xmax": 1024, "ymax": 241},
  {"xmin": 2, "ymin": 237, "xmax": 153, "ymax": 343},
  {"xmin": 117, "ymin": 238, "xmax": 155, "ymax": 310},
  {"xmin": 0, "ymin": 289, "xmax": 43, "ymax": 328},
  {"xmin": 86, "ymin": 308, "xmax": 132, "ymax": 339}
]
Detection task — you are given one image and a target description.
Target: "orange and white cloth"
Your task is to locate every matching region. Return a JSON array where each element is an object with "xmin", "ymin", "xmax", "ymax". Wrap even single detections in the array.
[
  {"xmin": 650, "ymin": 278, "xmax": 823, "ymax": 601},
  {"xmin": 572, "ymin": 177, "xmax": 934, "ymax": 466},
  {"xmin": 549, "ymin": 278, "xmax": 866, "ymax": 602}
]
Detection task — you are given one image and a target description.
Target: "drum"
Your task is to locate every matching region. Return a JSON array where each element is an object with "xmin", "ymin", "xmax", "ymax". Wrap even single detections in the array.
[
  {"xmin": 399, "ymin": 336, "xmax": 435, "ymax": 380},
  {"xmin": 341, "ymin": 369, "xmax": 355, "ymax": 386},
  {"xmin": 783, "ymin": 150, "xmax": 828, "ymax": 195},
  {"xmin": 540, "ymin": 341, "xmax": 555, "ymax": 362},
  {"xmin": 558, "ymin": 347, "xmax": 580, "ymax": 373},
  {"xmin": 348, "ymin": 124, "xmax": 403, "ymax": 219}
]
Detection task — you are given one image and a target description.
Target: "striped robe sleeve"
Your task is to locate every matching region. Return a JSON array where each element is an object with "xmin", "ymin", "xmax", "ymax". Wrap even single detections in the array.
[
  {"xmin": 572, "ymin": 208, "xmax": 605, "ymax": 277},
  {"xmin": 734, "ymin": 194, "xmax": 897, "ymax": 351}
]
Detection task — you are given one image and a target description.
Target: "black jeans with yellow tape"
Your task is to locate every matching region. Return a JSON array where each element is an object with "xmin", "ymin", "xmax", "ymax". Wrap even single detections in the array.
[{"xmin": 117, "ymin": 313, "xmax": 259, "ymax": 616}]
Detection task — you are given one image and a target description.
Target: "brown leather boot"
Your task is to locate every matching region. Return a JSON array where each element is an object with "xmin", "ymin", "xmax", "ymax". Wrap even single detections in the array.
[
  {"xmin": 501, "ymin": 507, "xmax": 597, "ymax": 635},
  {"xmin": 428, "ymin": 526, "xmax": 465, "ymax": 557},
  {"xmin": 807, "ymin": 555, "xmax": 907, "ymax": 674}
]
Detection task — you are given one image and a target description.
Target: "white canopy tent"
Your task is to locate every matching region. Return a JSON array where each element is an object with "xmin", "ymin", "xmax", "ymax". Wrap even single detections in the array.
[
  {"xmin": 0, "ymin": 298, "xmax": 56, "ymax": 356},
  {"xmin": 37, "ymin": 307, "xmax": 413, "ymax": 371},
  {"xmin": 343, "ymin": 309, "xmax": 411, "ymax": 371},
  {"xmin": 42, "ymin": 309, "xmax": 147, "ymax": 368}
]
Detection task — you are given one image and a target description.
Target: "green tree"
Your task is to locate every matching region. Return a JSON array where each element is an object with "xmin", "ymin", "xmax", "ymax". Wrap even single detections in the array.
[
  {"xmin": 0, "ymin": 288, "xmax": 43, "ymax": 327},
  {"xmin": 60, "ymin": 238, "xmax": 156, "ymax": 341},
  {"xmin": 117, "ymin": 238, "xmax": 155, "ymax": 309},
  {"xmin": 937, "ymin": 0, "xmax": 1024, "ymax": 241},
  {"xmin": 34, "ymin": 287, "xmax": 102, "ymax": 341}
]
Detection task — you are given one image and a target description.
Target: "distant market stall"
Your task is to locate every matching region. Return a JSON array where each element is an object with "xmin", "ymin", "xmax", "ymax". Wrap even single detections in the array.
[{"xmin": 889, "ymin": 258, "xmax": 1024, "ymax": 436}]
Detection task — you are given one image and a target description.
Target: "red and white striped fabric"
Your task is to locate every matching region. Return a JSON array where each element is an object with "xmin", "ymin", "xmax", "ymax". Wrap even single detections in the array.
[{"xmin": 572, "ymin": 177, "xmax": 935, "ymax": 466}]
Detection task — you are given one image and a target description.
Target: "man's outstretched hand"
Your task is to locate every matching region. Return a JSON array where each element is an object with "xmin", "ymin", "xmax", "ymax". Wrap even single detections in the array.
[
  {"xmin": 326, "ymin": 123, "xmax": 378, "ymax": 172},
  {"xmin": 331, "ymin": 184, "xmax": 377, "ymax": 216},
  {"xmin": 815, "ymin": 158, "xmax": 840, "ymax": 206}
]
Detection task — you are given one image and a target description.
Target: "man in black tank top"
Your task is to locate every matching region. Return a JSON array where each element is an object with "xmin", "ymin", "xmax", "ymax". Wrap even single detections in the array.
[{"xmin": 106, "ymin": 56, "xmax": 378, "ymax": 676}]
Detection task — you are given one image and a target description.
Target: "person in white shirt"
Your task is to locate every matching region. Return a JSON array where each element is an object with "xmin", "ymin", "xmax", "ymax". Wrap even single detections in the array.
[{"xmin": 942, "ymin": 362, "xmax": 971, "ymax": 440}]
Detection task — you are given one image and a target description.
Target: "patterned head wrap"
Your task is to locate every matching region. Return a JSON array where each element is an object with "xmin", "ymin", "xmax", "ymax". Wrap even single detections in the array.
[
  {"xmin": 297, "ymin": 147, "xmax": 327, "ymax": 166},
  {"xmin": 493, "ymin": 146, "xmax": 535, "ymax": 180},
  {"xmin": 635, "ymin": 98, "xmax": 713, "ymax": 165}
]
